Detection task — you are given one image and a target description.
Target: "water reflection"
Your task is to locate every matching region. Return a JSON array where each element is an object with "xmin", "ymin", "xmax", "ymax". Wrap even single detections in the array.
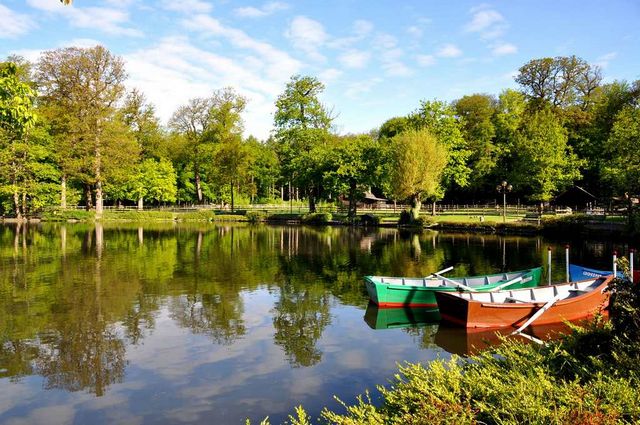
[{"xmin": 0, "ymin": 223, "xmax": 631, "ymax": 424}]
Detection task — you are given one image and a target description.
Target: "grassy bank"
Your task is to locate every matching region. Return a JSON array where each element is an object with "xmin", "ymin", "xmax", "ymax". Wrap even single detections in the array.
[{"xmin": 251, "ymin": 276, "xmax": 640, "ymax": 425}]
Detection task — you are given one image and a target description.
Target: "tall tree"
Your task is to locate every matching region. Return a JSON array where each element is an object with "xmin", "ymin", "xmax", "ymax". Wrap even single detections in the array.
[
  {"xmin": 515, "ymin": 56, "xmax": 602, "ymax": 109},
  {"xmin": 509, "ymin": 108, "xmax": 583, "ymax": 206},
  {"xmin": 324, "ymin": 134, "xmax": 381, "ymax": 221},
  {"xmin": 273, "ymin": 75, "xmax": 333, "ymax": 212},
  {"xmin": 454, "ymin": 94, "xmax": 498, "ymax": 190},
  {"xmin": 389, "ymin": 128, "xmax": 449, "ymax": 220},
  {"xmin": 36, "ymin": 46, "xmax": 135, "ymax": 216},
  {"xmin": 0, "ymin": 62, "xmax": 38, "ymax": 219},
  {"xmin": 169, "ymin": 97, "xmax": 214, "ymax": 204}
]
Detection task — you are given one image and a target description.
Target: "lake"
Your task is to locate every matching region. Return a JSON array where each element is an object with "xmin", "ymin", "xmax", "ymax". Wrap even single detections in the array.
[{"xmin": 0, "ymin": 223, "xmax": 629, "ymax": 424}]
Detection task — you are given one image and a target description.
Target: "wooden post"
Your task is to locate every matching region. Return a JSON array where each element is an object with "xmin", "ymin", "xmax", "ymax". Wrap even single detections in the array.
[
  {"xmin": 565, "ymin": 245, "xmax": 570, "ymax": 283},
  {"xmin": 547, "ymin": 247, "xmax": 552, "ymax": 285},
  {"xmin": 613, "ymin": 251, "xmax": 618, "ymax": 278}
]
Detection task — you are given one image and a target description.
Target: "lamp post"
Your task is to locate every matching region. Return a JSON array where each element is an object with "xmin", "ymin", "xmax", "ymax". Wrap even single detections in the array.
[{"xmin": 496, "ymin": 181, "xmax": 513, "ymax": 223}]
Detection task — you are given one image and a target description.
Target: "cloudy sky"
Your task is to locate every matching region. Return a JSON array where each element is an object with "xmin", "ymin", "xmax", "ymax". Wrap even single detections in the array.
[{"xmin": 1, "ymin": 0, "xmax": 639, "ymax": 138}]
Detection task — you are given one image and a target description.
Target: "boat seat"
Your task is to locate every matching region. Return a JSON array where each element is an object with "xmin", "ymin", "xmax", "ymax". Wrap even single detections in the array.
[
  {"xmin": 505, "ymin": 296, "xmax": 530, "ymax": 303},
  {"xmin": 568, "ymin": 289, "xmax": 589, "ymax": 295}
]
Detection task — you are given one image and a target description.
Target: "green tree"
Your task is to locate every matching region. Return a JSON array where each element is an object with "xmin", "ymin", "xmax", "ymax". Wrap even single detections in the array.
[
  {"xmin": 509, "ymin": 108, "xmax": 583, "ymax": 206},
  {"xmin": 603, "ymin": 106, "xmax": 640, "ymax": 197},
  {"xmin": 246, "ymin": 136, "xmax": 280, "ymax": 202},
  {"xmin": 209, "ymin": 87, "xmax": 248, "ymax": 211},
  {"xmin": 0, "ymin": 62, "xmax": 42, "ymax": 219},
  {"xmin": 389, "ymin": 128, "xmax": 449, "ymax": 220},
  {"xmin": 36, "ymin": 46, "xmax": 137, "ymax": 216},
  {"xmin": 273, "ymin": 75, "xmax": 333, "ymax": 212},
  {"xmin": 324, "ymin": 134, "xmax": 381, "ymax": 221},
  {"xmin": 515, "ymin": 56, "xmax": 602, "ymax": 109},
  {"xmin": 454, "ymin": 94, "xmax": 498, "ymax": 190}
]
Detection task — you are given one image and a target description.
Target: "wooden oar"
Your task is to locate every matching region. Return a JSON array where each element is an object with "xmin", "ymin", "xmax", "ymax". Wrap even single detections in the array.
[
  {"xmin": 432, "ymin": 272, "xmax": 474, "ymax": 291},
  {"xmin": 516, "ymin": 331, "xmax": 545, "ymax": 345},
  {"xmin": 489, "ymin": 276, "xmax": 523, "ymax": 292},
  {"xmin": 510, "ymin": 292, "xmax": 563, "ymax": 336},
  {"xmin": 426, "ymin": 266, "xmax": 454, "ymax": 278}
]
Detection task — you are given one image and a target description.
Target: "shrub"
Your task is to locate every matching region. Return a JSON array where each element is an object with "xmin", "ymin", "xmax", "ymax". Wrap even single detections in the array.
[
  {"xmin": 246, "ymin": 211, "xmax": 266, "ymax": 223},
  {"xmin": 40, "ymin": 209, "xmax": 96, "ymax": 222},
  {"xmin": 301, "ymin": 212, "xmax": 332, "ymax": 224},
  {"xmin": 177, "ymin": 210, "xmax": 215, "ymax": 221},
  {"xmin": 359, "ymin": 214, "xmax": 380, "ymax": 226},
  {"xmin": 102, "ymin": 210, "xmax": 175, "ymax": 221}
]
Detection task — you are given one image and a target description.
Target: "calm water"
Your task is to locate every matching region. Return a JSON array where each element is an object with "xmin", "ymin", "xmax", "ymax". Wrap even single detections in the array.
[{"xmin": 0, "ymin": 223, "xmax": 630, "ymax": 424}]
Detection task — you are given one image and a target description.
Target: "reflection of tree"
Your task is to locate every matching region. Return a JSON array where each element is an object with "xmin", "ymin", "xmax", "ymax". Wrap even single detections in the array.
[
  {"xmin": 403, "ymin": 325, "xmax": 440, "ymax": 350},
  {"xmin": 272, "ymin": 281, "xmax": 331, "ymax": 367},
  {"xmin": 35, "ymin": 322, "xmax": 126, "ymax": 396},
  {"xmin": 0, "ymin": 340, "xmax": 38, "ymax": 382},
  {"xmin": 169, "ymin": 293, "xmax": 245, "ymax": 345}
]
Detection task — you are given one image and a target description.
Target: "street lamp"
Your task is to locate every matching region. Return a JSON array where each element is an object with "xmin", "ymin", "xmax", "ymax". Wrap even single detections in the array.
[{"xmin": 496, "ymin": 181, "xmax": 513, "ymax": 223}]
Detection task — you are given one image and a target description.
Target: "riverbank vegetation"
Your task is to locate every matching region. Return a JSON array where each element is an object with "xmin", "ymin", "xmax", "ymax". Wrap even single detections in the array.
[
  {"xmin": 1, "ymin": 49, "xmax": 639, "ymax": 226},
  {"xmin": 251, "ymin": 272, "xmax": 640, "ymax": 424}
]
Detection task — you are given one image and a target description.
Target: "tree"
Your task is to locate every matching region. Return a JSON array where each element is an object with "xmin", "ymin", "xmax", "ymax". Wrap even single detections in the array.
[
  {"xmin": 509, "ymin": 108, "xmax": 582, "ymax": 206},
  {"xmin": 603, "ymin": 106, "xmax": 640, "ymax": 197},
  {"xmin": 169, "ymin": 97, "xmax": 215, "ymax": 204},
  {"xmin": 515, "ymin": 56, "xmax": 602, "ymax": 109},
  {"xmin": 389, "ymin": 129, "xmax": 449, "ymax": 220},
  {"xmin": 0, "ymin": 62, "xmax": 38, "ymax": 219},
  {"xmin": 324, "ymin": 134, "xmax": 381, "ymax": 221},
  {"xmin": 36, "ymin": 46, "xmax": 135, "ymax": 216},
  {"xmin": 273, "ymin": 75, "xmax": 333, "ymax": 212},
  {"xmin": 246, "ymin": 136, "xmax": 280, "ymax": 202},
  {"xmin": 378, "ymin": 116, "xmax": 411, "ymax": 141},
  {"xmin": 454, "ymin": 94, "xmax": 498, "ymax": 190},
  {"xmin": 408, "ymin": 100, "xmax": 471, "ymax": 209}
]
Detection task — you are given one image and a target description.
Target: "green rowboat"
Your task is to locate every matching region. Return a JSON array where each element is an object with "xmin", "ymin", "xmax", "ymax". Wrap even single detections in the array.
[{"xmin": 364, "ymin": 267, "xmax": 542, "ymax": 308}]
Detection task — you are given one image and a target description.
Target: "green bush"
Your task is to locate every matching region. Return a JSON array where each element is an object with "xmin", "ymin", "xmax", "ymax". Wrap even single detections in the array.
[
  {"xmin": 102, "ymin": 210, "xmax": 175, "ymax": 221},
  {"xmin": 177, "ymin": 210, "xmax": 215, "ymax": 221},
  {"xmin": 40, "ymin": 209, "xmax": 96, "ymax": 222},
  {"xmin": 301, "ymin": 212, "xmax": 332, "ymax": 224},
  {"xmin": 213, "ymin": 214, "xmax": 246, "ymax": 222},
  {"xmin": 359, "ymin": 214, "xmax": 381, "ymax": 226},
  {"xmin": 246, "ymin": 211, "xmax": 266, "ymax": 223}
]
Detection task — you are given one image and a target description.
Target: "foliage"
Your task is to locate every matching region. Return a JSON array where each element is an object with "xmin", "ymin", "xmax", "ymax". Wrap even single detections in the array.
[
  {"xmin": 301, "ymin": 212, "xmax": 332, "ymax": 224},
  {"xmin": 246, "ymin": 211, "xmax": 266, "ymax": 223},
  {"xmin": 602, "ymin": 106, "xmax": 640, "ymax": 196},
  {"xmin": 40, "ymin": 208, "xmax": 96, "ymax": 222},
  {"xmin": 101, "ymin": 210, "xmax": 176, "ymax": 221},
  {"xmin": 389, "ymin": 128, "xmax": 449, "ymax": 220}
]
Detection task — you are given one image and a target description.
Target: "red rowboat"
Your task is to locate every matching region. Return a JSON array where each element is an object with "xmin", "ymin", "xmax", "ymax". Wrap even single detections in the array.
[{"xmin": 435, "ymin": 275, "xmax": 613, "ymax": 329}]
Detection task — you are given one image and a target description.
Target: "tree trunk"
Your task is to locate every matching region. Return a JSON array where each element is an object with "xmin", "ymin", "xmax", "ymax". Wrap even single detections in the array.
[
  {"xmin": 61, "ymin": 175, "xmax": 67, "ymax": 209},
  {"xmin": 195, "ymin": 169, "xmax": 203, "ymax": 204},
  {"xmin": 432, "ymin": 201, "xmax": 436, "ymax": 216},
  {"xmin": 13, "ymin": 185, "xmax": 21, "ymax": 221},
  {"xmin": 84, "ymin": 185, "xmax": 93, "ymax": 210},
  {"xmin": 308, "ymin": 189, "xmax": 316, "ymax": 213},
  {"xmin": 95, "ymin": 181, "xmax": 103, "ymax": 218},
  {"xmin": 410, "ymin": 196, "xmax": 422, "ymax": 221},
  {"xmin": 22, "ymin": 191, "xmax": 27, "ymax": 217},
  {"xmin": 137, "ymin": 196, "xmax": 144, "ymax": 211},
  {"xmin": 348, "ymin": 181, "xmax": 357, "ymax": 223},
  {"xmin": 230, "ymin": 181, "xmax": 235, "ymax": 212}
]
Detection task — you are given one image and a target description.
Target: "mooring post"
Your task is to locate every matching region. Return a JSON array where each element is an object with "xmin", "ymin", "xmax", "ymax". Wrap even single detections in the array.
[
  {"xmin": 548, "ymin": 246, "xmax": 552, "ymax": 285},
  {"xmin": 565, "ymin": 244, "xmax": 570, "ymax": 283},
  {"xmin": 631, "ymin": 249, "xmax": 635, "ymax": 283},
  {"xmin": 613, "ymin": 251, "xmax": 618, "ymax": 278}
]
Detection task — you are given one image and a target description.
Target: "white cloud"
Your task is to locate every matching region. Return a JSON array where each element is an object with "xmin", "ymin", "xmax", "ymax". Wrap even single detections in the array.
[
  {"xmin": 373, "ymin": 33, "xmax": 397, "ymax": 50},
  {"xmin": 338, "ymin": 50, "xmax": 371, "ymax": 69},
  {"xmin": 595, "ymin": 51, "xmax": 617, "ymax": 69},
  {"xmin": 26, "ymin": 0, "xmax": 142, "ymax": 37},
  {"xmin": 345, "ymin": 78, "xmax": 383, "ymax": 98},
  {"xmin": 491, "ymin": 42, "xmax": 518, "ymax": 56},
  {"xmin": 465, "ymin": 6, "xmax": 507, "ymax": 39},
  {"xmin": 0, "ymin": 5, "xmax": 36, "ymax": 38},
  {"xmin": 319, "ymin": 68, "xmax": 343, "ymax": 82},
  {"xmin": 436, "ymin": 44, "xmax": 463, "ymax": 58},
  {"xmin": 285, "ymin": 16, "xmax": 328, "ymax": 61},
  {"xmin": 353, "ymin": 20, "xmax": 373, "ymax": 37},
  {"xmin": 416, "ymin": 54, "xmax": 436, "ymax": 67},
  {"xmin": 161, "ymin": 0, "xmax": 212, "ymax": 14},
  {"xmin": 234, "ymin": 2, "xmax": 288, "ymax": 18},
  {"xmin": 407, "ymin": 26, "xmax": 423, "ymax": 38}
]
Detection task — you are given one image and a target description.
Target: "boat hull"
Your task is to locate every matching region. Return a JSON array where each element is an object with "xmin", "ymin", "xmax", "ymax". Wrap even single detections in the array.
[
  {"xmin": 436, "ymin": 276, "xmax": 612, "ymax": 329},
  {"xmin": 365, "ymin": 268, "xmax": 542, "ymax": 308}
]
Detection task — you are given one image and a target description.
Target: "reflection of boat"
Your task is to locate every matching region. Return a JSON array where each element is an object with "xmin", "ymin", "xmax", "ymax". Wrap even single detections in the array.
[
  {"xmin": 364, "ymin": 303, "xmax": 440, "ymax": 329},
  {"xmin": 570, "ymin": 263, "xmax": 638, "ymax": 282},
  {"xmin": 364, "ymin": 267, "xmax": 542, "ymax": 308},
  {"xmin": 436, "ymin": 276, "xmax": 612, "ymax": 329},
  {"xmin": 434, "ymin": 322, "xmax": 576, "ymax": 356}
]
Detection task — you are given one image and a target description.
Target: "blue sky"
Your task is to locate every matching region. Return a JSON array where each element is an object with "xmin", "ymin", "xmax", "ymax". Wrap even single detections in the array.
[{"xmin": 1, "ymin": 0, "xmax": 639, "ymax": 138}]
